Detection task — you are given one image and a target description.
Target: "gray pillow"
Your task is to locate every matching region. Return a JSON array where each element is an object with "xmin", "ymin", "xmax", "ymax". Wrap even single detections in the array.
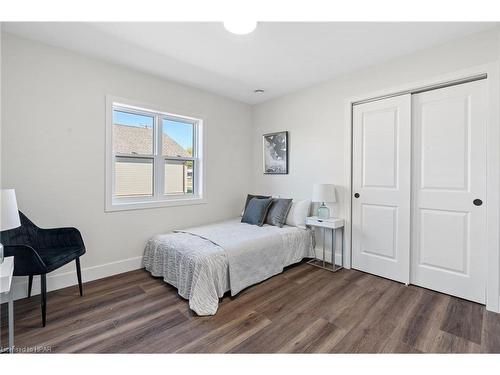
[
  {"xmin": 244, "ymin": 194, "xmax": 271, "ymax": 210},
  {"xmin": 266, "ymin": 198, "xmax": 293, "ymax": 227},
  {"xmin": 241, "ymin": 197, "xmax": 273, "ymax": 226}
]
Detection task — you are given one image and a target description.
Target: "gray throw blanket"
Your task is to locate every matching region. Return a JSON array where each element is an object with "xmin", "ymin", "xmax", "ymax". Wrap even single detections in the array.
[
  {"xmin": 144, "ymin": 219, "xmax": 314, "ymax": 315},
  {"xmin": 176, "ymin": 220, "xmax": 314, "ymax": 295}
]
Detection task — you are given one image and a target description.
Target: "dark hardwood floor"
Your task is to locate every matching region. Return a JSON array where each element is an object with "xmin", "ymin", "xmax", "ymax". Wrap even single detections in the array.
[{"xmin": 2, "ymin": 262, "xmax": 500, "ymax": 353}]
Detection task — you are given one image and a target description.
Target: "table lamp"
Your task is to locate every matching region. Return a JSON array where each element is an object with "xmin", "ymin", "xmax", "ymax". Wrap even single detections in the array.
[
  {"xmin": 312, "ymin": 184, "xmax": 336, "ymax": 219},
  {"xmin": 1, "ymin": 189, "xmax": 21, "ymax": 263}
]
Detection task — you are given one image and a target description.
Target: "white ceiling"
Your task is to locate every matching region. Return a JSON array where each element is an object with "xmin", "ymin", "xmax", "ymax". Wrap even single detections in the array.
[{"xmin": 2, "ymin": 22, "xmax": 498, "ymax": 104}]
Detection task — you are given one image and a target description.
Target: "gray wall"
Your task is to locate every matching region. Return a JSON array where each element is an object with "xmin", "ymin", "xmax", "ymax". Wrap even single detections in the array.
[
  {"xmin": 1, "ymin": 33, "xmax": 253, "ymax": 298},
  {"xmin": 251, "ymin": 28, "xmax": 500, "ymax": 220},
  {"xmin": 250, "ymin": 27, "xmax": 500, "ymax": 309}
]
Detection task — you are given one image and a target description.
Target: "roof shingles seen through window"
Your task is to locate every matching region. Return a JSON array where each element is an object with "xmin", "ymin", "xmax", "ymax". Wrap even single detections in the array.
[{"xmin": 113, "ymin": 124, "xmax": 191, "ymax": 157}]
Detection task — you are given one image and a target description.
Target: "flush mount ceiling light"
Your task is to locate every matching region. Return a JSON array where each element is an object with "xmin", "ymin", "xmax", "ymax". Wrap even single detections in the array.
[
  {"xmin": 223, "ymin": 21, "xmax": 257, "ymax": 35},
  {"xmin": 254, "ymin": 89, "xmax": 265, "ymax": 94}
]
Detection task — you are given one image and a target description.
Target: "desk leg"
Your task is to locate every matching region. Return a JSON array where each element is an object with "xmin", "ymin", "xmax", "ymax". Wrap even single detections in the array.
[
  {"xmin": 341, "ymin": 226, "xmax": 344, "ymax": 268},
  {"xmin": 332, "ymin": 226, "xmax": 336, "ymax": 269},
  {"xmin": 322, "ymin": 227, "xmax": 326, "ymax": 268},
  {"xmin": 330, "ymin": 227, "xmax": 343, "ymax": 273},
  {"xmin": 8, "ymin": 290, "xmax": 14, "ymax": 353},
  {"xmin": 307, "ymin": 225, "xmax": 344, "ymax": 273}
]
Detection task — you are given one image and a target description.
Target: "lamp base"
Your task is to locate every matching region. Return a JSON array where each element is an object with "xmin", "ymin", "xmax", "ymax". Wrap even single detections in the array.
[{"xmin": 317, "ymin": 203, "xmax": 330, "ymax": 219}]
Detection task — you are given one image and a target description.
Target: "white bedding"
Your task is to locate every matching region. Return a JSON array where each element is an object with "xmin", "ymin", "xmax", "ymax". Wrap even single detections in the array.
[{"xmin": 143, "ymin": 219, "xmax": 314, "ymax": 316}]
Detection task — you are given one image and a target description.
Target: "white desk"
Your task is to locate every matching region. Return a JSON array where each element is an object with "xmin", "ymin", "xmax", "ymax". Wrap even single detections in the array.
[
  {"xmin": 306, "ymin": 216, "xmax": 344, "ymax": 272},
  {"xmin": 0, "ymin": 256, "xmax": 14, "ymax": 353}
]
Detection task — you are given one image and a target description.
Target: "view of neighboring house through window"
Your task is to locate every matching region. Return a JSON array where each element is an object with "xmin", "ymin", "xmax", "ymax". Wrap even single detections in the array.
[
  {"xmin": 108, "ymin": 99, "xmax": 202, "ymax": 210},
  {"xmin": 113, "ymin": 110, "xmax": 155, "ymax": 197},
  {"xmin": 163, "ymin": 119, "xmax": 194, "ymax": 195}
]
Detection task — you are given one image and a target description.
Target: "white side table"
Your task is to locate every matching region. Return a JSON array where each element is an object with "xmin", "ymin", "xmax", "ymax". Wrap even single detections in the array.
[
  {"xmin": 306, "ymin": 216, "xmax": 344, "ymax": 272},
  {"xmin": 0, "ymin": 256, "xmax": 14, "ymax": 353}
]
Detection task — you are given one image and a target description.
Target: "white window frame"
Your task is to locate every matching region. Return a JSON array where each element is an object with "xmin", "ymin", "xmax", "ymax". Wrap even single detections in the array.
[{"xmin": 105, "ymin": 96, "xmax": 205, "ymax": 211}]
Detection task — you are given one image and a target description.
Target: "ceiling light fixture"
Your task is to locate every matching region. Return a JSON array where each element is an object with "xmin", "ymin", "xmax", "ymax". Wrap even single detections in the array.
[
  {"xmin": 223, "ymin": 21, "xmax": 257, "ymax": 35},
  {"xmin": 254, "ymin": 89, "xmax": 265, "ymax": 94}
]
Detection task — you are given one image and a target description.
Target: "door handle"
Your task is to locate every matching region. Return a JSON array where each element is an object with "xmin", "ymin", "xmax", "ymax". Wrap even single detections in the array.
[
  {"xmin": 473, "ymin": 199, "xmax": 483, "ymax": 206},
  {"xmin": 354, "ymin": 193, "xmax": 360, "ymax": 198}
]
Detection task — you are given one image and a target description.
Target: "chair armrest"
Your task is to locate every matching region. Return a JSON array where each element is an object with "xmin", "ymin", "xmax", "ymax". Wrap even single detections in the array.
[
  {"xmin": 36, "ymin": 227, "xmax": 85, "ymax": 250},
  {"xmin": 3, "ymin": 244, "xmax": 47, "ymax": 275}
]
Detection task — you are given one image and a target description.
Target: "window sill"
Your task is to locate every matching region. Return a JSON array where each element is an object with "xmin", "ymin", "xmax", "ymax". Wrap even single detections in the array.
[{"xmin": 105, "ymin": 196, "xmax": 207, "ymax": 212}]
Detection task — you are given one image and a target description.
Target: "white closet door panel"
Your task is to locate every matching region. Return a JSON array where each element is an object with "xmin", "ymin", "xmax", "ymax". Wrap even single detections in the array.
[
  {"xmin": 360, "ymin": 204, "xmax": 398, "ymax": 260},
  {"xmin": 418, "ymin": 209, "xmax": 469, "ymax": 274},
  {"xmin": 411, "ymin": 80, "xmax": 487, "ymax": 303},
  {"xmin": 352, "ymin": 94, "xmax": 411, "ymax": 283},
  {"xmin": 419, "ymin": 95, "xmax": 469, "ymax": 190},
  {"xmin": 362, "ymin": 109, "xmax": 398, "ymax": 188}
]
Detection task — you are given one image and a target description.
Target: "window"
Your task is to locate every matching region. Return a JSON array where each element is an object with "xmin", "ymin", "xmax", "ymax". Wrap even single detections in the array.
[{"xmin": 106, "ymin": 97, "xmax": 204, "ymax": 211}]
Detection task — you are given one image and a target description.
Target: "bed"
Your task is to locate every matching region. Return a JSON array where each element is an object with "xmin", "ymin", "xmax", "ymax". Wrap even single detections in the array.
[{"xmin": 143, "ymin": 219, "xmax": 314, "ymax": 315}]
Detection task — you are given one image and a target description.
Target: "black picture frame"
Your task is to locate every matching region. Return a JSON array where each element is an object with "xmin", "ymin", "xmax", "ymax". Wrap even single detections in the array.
[{"xmin": 263, "ymin": 131, "xmax": 288, "ymax": 174}]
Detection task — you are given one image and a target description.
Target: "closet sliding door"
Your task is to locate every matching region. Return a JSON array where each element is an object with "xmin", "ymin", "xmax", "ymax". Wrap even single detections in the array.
[
  {"xmin": 352, "ymin": 80, "xmax": 488, "ymax": 303},
  {"xmin": 411, "ymin": 80, "xmax": 487, "ymax": 304},
  {"xmin": 352, "ymin": 94, "xmax": 412, "ymax": 284}
]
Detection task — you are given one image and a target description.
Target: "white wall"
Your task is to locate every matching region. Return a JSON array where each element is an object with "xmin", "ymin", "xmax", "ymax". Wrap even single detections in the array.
[
  {"xmin": 251, "ymin": 27, "xmax": 500, "ymax": 308},
  {"xmin": 2, "ymin": 27, "xmax": 500, "ymax": 306},
  {"xmin": 252, "ymin": 28, "xmax": 500, "ymax": 215},
  {"xmin": 1, "ymin": 33, "xmax": 253, "ymax": 299}
]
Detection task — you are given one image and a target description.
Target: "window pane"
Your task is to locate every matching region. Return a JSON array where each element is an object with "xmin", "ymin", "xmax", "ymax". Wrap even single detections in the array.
[
  {"xmin": 162, "ymin": 119, "xmax": 193, "ymax": 157},
  {"xmin": 113, "ymin": 110, "xmax": 154, "ymax": 155},
  {"xmin": 115, "ymin": 157, "xmax": 153, "ymax": 197},
  {"xmin": 164, "ymin": 160, "xmax": 194, "ymax": 195}
]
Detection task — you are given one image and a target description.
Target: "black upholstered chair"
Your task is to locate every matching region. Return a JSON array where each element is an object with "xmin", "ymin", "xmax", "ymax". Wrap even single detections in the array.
[{"xmin": 0, "ymin": 211, "xmax": 86, "ymax": 326}]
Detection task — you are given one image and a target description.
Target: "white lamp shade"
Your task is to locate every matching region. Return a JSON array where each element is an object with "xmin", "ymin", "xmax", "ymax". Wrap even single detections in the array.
[
  {"xmin": 312, "ymin": 184, "xmax": 336, "ymax": 203},
  {"xmin": 1, "ymin": 189, "xmax": 21, "ymax": 231}
]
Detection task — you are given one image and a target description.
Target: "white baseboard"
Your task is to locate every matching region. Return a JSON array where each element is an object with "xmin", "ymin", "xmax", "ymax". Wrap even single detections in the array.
[
  {"xmin": 313, "ymin": 247, "xmax": 342, "ymax": 266},
  {"xmin": 1, "ymin": 256, "xmax": 143, "ymax": 303}
]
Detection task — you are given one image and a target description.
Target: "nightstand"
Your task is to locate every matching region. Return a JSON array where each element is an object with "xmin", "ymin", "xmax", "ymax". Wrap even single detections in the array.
[
  {"xmin": 306, "ymin": 216, "xmax": 344, "ymax": 272},
  {"xmin": 0, "ymin": 256, "xmax": 14, "ymax": 353}
]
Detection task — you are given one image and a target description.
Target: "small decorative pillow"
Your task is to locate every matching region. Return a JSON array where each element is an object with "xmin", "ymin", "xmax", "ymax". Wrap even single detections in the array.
[
  {"xmin": 285, "ymin": 199, "xmax": 311, "ymax": 229},
  {"xmin": 241, "ymin": 197, "xmax": 273, "ymax": 226},
  {"xmin": 244, "ymin": 194, "xmax": 271, "ymax": 210},
  {"xmin": 266, "ymin": 198, "xmax": 293, "ymax": 227}
]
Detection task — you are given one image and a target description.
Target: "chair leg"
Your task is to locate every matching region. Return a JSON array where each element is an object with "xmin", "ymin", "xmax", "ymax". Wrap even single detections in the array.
[
  {"xmin": 76, "ymin": 257, "xmax": 83, "ymax": 296},
  {"xmin": 41, "ymin": 274, "xmax": 47, "ymax": 327},
  {"xmin": 28, "ymin": 275, "xmax": 33, "ymax": 298}
]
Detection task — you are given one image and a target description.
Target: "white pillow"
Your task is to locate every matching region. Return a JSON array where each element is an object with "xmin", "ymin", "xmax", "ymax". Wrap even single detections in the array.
[{"xmin": 285, "ymin": 199, "xmax": 311, "ymax": 229}]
